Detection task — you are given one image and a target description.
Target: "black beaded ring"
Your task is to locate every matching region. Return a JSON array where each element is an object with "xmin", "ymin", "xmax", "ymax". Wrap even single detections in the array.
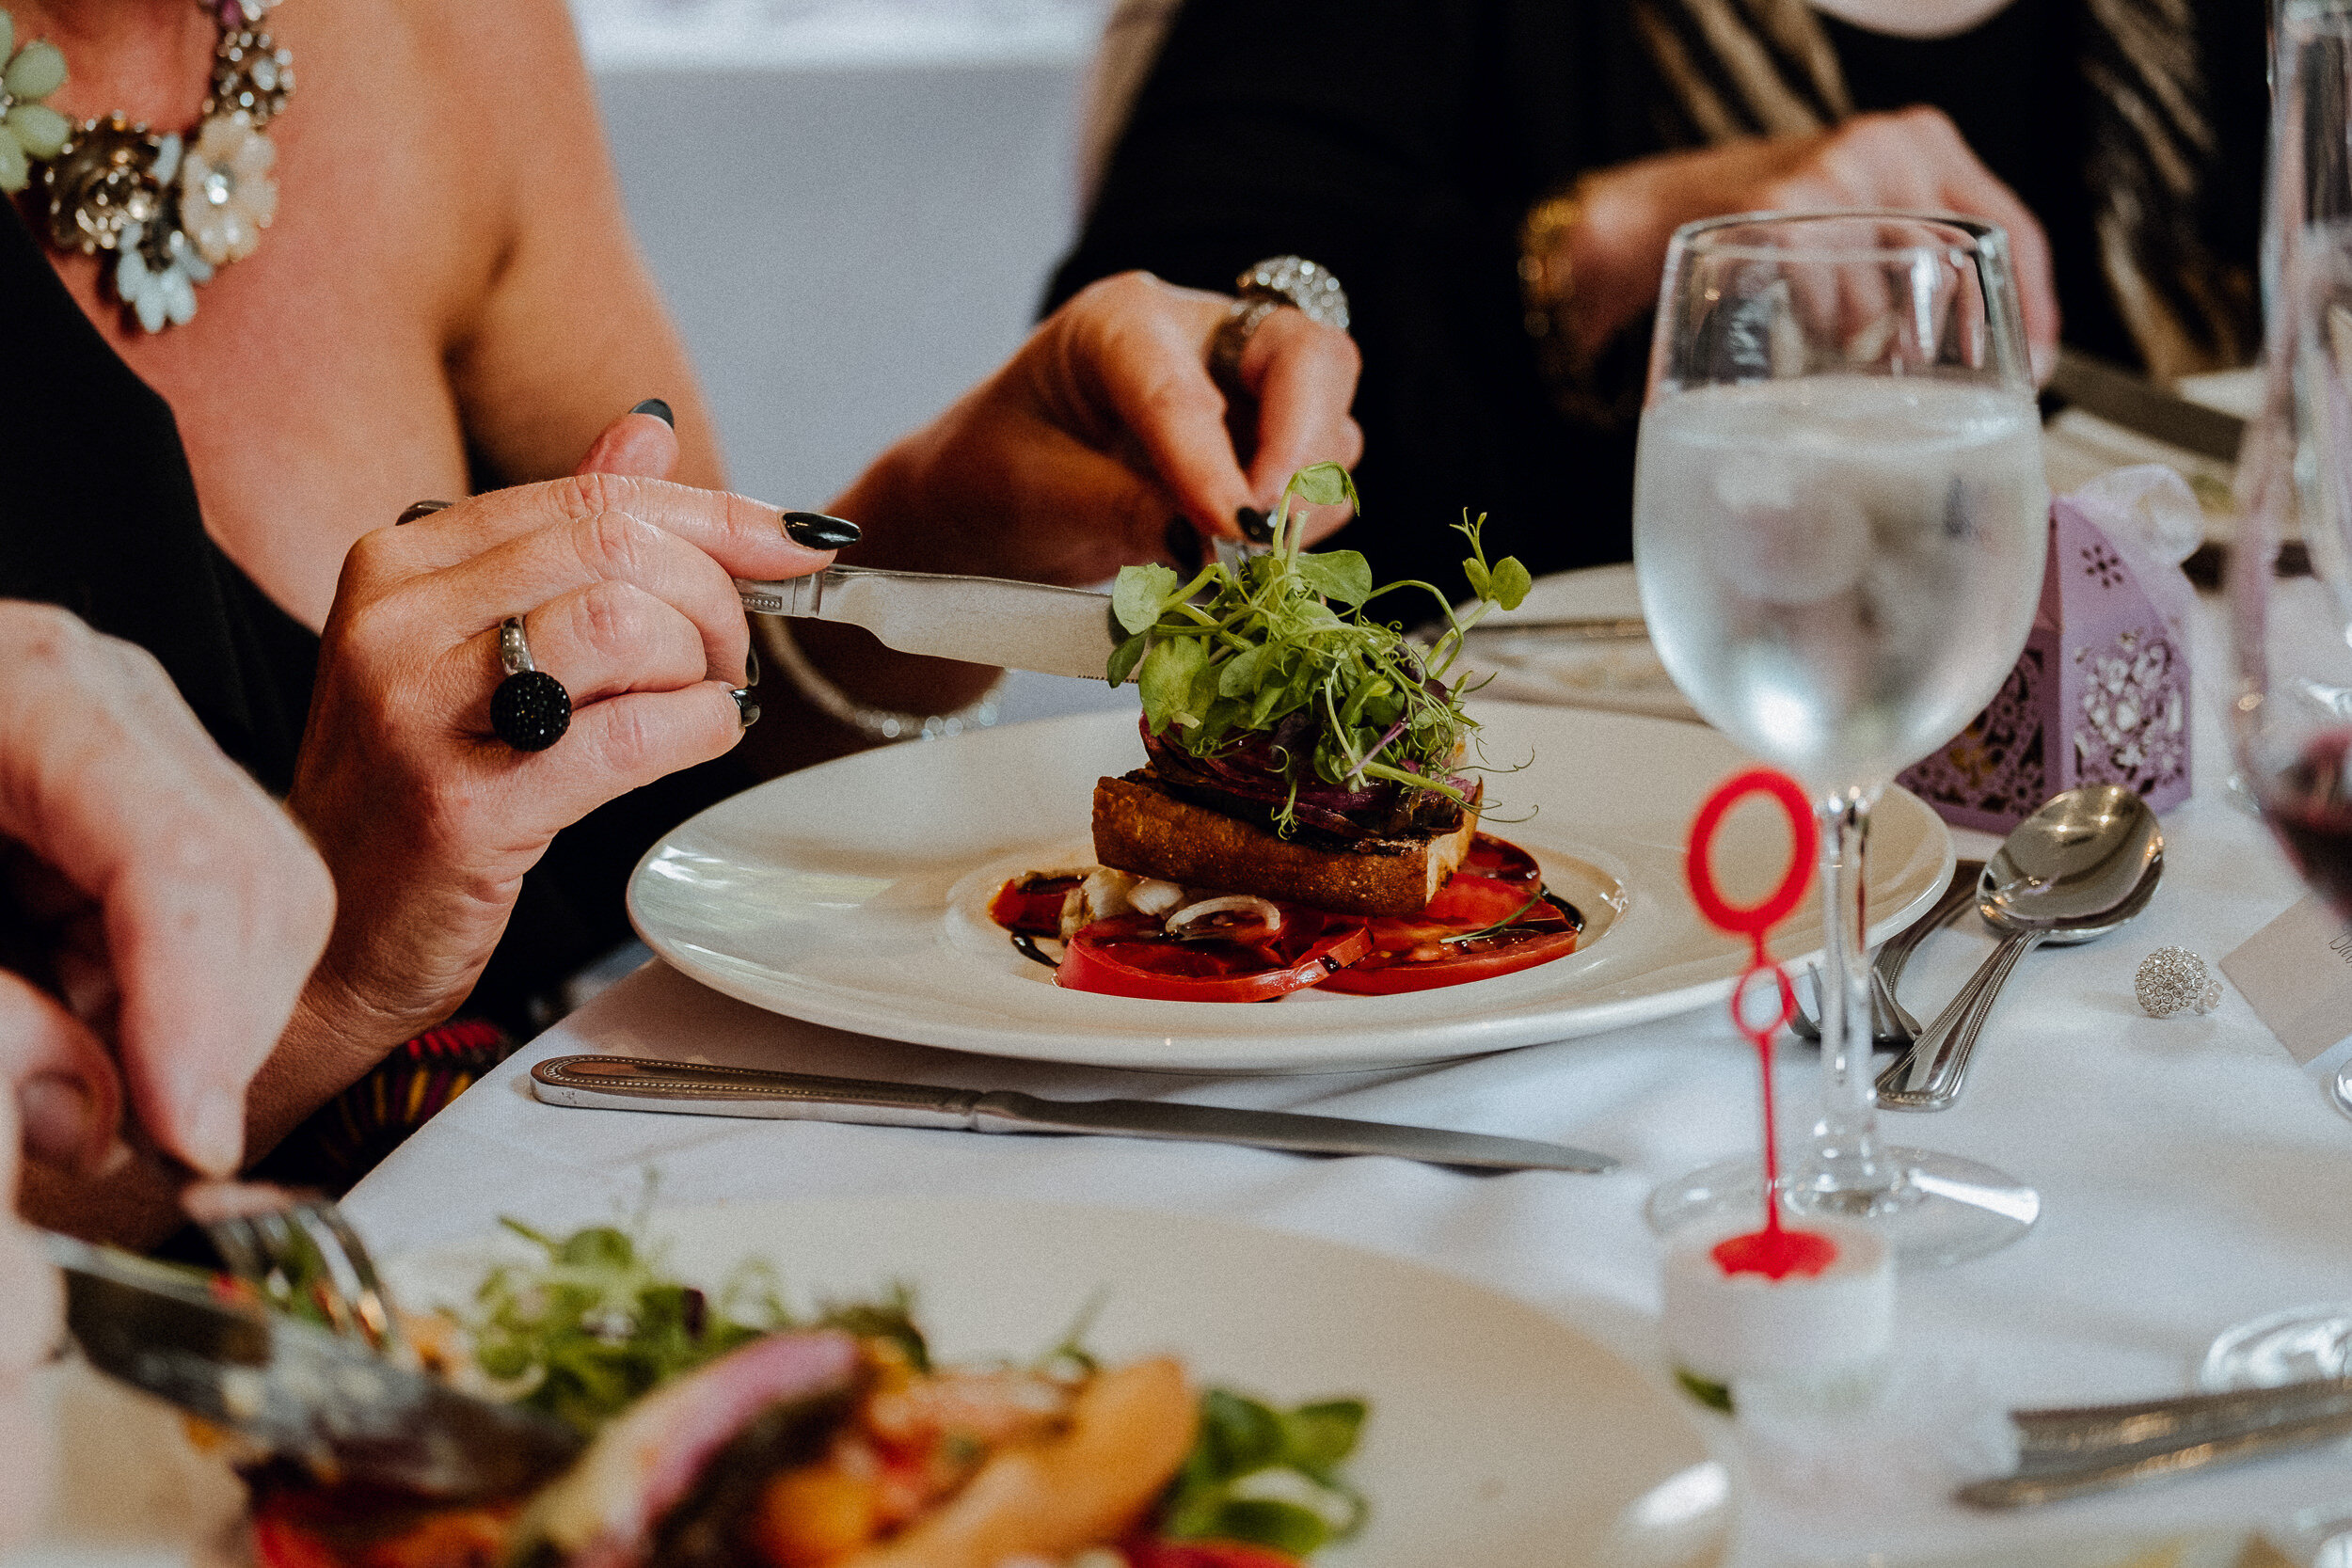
[{"xmin": 490, "ymin": 616, "xmax": 571, "ymax": 752}]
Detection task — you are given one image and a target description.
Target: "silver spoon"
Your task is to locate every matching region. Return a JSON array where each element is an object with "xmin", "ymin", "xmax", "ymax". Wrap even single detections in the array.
[{"xmin": 1878, "ymin": 785, "xmax": 2163, "ymax": 1112}]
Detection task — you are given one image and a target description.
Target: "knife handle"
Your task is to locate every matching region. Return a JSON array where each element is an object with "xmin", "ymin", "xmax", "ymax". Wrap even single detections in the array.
[
  {"xmin": 531, "ymin": 1055, "xmax": 982, "ymax": 1131},
  {"xmin": 1959, "ymin": 1407, "xmax": 2352, "ymax": 1508}
]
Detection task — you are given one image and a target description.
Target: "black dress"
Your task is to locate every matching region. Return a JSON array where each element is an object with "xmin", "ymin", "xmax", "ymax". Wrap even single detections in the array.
[
  {"xmin": 1046, "ymin": 0, "xmax": 2266, "ymax": 597},
  {"xmin": 0, "ymin": 199, "xmax": 755, "ymax": 1141}
]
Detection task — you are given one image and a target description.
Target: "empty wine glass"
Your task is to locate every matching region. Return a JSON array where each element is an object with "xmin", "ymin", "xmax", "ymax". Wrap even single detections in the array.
[{"xmin": 1636, "ymin": 211, "xmax": 2046, "ymax": 1268}]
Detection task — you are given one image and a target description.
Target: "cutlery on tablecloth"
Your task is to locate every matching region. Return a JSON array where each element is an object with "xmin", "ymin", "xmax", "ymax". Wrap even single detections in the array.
[
  {"xmin": 1959, "ymin": 1375, "xmax": 2352, "ymax": 1508},
  {"xmin": 2047, "ymin": 346, "xmax": 2248, "ymax": 464},
  {"xmin": 1879, "ymin": 787, "xmax": 2163, "ymax": 1112},
  {"xmin": 44, "ymin": 1230, "xmax": 582, "ymax": 1500},
  {"xmin": 736, "ymin": 563, "xmax": 1121, "ymax": 681},
  {"xmin": 1790, "ymin": 858, "xmax": 1986, "ymax": 1050},
  {"xmin": 528, "ymin": 1054, "xmax": 1617, "ymax": 1173}
]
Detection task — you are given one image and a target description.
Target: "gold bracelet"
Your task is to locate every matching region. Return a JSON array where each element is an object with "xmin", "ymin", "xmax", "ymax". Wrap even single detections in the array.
[
  {"xmin": 1518, "ymin": 180, "xmax": 1590, "ymax": 344},
  {"xmin": 1517, "ymin": 174, "xmax": 1632, "ymax": 425}
]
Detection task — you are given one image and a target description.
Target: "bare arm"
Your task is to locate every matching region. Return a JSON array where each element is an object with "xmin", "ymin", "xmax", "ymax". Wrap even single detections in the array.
[{"xmin": 433, "ymin": 0, "xmax": 726, "ymax": 494}]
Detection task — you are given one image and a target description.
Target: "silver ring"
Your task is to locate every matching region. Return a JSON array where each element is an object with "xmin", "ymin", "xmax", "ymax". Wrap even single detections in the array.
[
  {"xmin": 395, "ymin": 499, "xmax": 453, "ymax": 526},
  {"xmin": 1207, "ymin": 256, "xmax": 1349, "ymax": 399},
  {"xmin": 489, "ymin": 615, "xmax": 570, "ymax": 752},
  {"xmin": 1235, "ymin": 255, "xmax": 1349, "ymax": 331},
  {"xmin": 498, "ymin": 616, "xmax": 536, "ymax": 677}
]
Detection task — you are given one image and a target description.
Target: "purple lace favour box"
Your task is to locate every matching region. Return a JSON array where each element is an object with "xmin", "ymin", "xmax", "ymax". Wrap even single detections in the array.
[{"xmin": 1897, "ymin": 491, "xmax": 2192, "ymax": 832}]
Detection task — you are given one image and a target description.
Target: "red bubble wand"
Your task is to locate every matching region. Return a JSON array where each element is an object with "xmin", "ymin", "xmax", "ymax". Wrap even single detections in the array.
[{"xmin": 1685, "ymin": 768, "xmax": 1836, "ymax": 1280}]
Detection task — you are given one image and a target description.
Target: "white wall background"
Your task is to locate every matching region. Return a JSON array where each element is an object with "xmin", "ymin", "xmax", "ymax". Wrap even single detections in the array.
[
  {"xmin": 584, "ymin": 2, "xmax": 1139, "ymax": 725},
  {"xmin": 583, "ymin": 0, "xmax": 1109, "ymax": 509}
]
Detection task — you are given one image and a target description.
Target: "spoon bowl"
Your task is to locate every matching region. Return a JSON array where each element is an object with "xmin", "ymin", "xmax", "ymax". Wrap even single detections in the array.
[
  {"xmin": 1879, "ymin": 785, "xmax": 2165, "ymax": 1111},
  {"xmin": 1978, "ymin": 784, "xmax": 2165, "ymax": 941}
]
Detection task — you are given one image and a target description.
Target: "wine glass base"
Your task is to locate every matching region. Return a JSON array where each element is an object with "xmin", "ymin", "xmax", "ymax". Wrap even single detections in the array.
[
  {"xmin": 2328, "ymin": 1064, "xmax": 2352, "ymax": 1125},
  {"xmin": 1645, "ymin": 1148, "xmax": 2039, "ymax": 1269},
  {"xmin": 2199, "ymin": 1305, "xmax": 2352, "ymax": 1390}
]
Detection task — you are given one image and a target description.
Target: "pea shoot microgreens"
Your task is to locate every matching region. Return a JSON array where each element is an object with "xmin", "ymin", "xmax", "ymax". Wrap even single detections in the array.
[
  {"xmin": 1108, "ymin": 464, "xmax": 1531, "ymax": 834},
  {"xmin": 469, "ymin": 1217, "xmax": 926, "ymax": 1436}
]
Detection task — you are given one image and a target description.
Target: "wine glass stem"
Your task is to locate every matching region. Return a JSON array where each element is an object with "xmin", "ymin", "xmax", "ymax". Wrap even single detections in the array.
[{"xmin": 1796, "ymin": 786, "xmax": 1897, "ymax": 1202}]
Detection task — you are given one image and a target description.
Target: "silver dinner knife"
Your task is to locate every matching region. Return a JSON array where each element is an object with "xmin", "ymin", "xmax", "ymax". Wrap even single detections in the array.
[
  {"xmin": 44, "ymin": 1231, "xmax": 581, "ymax": 1500},
  {"xmin": 530, "ymin": 1055, "xmax": 1617, "ymax": 1173},
  {"xmin": 1954, "ymin": 1377, "xmax": 2352, "ymax": 1508},
  {"xmin": 736, "ymin": 564, "xmax": 1124, "ymax": 682},
  {"xmin": 2049, "ymin": 346, "xmax": 2247, "ymax": 463}
]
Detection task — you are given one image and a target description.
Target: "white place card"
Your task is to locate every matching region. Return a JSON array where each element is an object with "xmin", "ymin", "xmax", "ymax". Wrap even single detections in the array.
[{"xmin": 2221, "ymin": 894, "xmax": 2352, "ymax": 1072}]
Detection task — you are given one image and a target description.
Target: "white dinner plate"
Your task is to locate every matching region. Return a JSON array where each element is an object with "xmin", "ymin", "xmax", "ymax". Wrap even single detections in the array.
[
  {"xmin": 628, "ymin": 702, "xmax": 1952, "ymax": 1073},
  {"xmin": 388, "ymin": 1196, "xmax": 1734, "ymax": 1568}
]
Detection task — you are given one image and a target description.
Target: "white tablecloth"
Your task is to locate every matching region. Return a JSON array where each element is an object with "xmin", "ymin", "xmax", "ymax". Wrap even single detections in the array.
[{"xmin": 345, "ymin": 590, "xmax": 2352, "ymax": 1565}]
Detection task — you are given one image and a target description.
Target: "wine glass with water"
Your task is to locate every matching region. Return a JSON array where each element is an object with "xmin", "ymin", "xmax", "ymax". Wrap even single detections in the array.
[{"xmin": 1635, "ymin": 211, "xmax": 2048, "ymax": 1267}]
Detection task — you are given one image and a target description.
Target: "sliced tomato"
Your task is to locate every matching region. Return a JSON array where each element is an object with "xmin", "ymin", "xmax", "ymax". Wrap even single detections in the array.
[
  {"xmin": 1057, "ymin": 909, "xmax": 1370, "ymax": 1003},
  {"xmin": 1323, "ymin": 834, "xmax": 1578, "ymax": 994},
  {"xmin": 1460, "ymin": 832, "xmax": 1543, "ymax": 884},
  {"xmin": 989, "ymin": 873, "xmax": 1083, "ymax": 936},
  {"xmin": 1321, "ymin": 924, "xmax": 1579, "ymax": 992}
]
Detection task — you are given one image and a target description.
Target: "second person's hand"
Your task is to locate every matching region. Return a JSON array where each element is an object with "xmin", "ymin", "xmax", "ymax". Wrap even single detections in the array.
[
  {"xmin": 1555, "ymin": 107, "xmax": 2059, "ymax": 383},
  {"xmin": 829, "ymin": 270, "xmax": 1365, "ymax": 587}
]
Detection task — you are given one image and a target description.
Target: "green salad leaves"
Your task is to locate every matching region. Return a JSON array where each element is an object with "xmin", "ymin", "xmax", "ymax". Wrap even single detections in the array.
[
  {"xmin": 1108, "ymin": 464, "xmax": 1530, "ymax": 832},
  {"xmin": 463, "ymin": 1220, "xmax": 1372, "ymax": 1560},
  {"xmin": 1160, "ymin": 1388, "xmax": 1370, "ymax": 1557},
  {"xmin": 469, "ymin": 1218, "xmax": 925, "ymax": 1436}
]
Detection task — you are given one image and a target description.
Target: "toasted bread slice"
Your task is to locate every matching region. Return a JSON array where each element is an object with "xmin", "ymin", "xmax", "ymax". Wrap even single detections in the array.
[{"xmin": 1091, "ymin": 771, "xmax": 1480, "ymax": 917}]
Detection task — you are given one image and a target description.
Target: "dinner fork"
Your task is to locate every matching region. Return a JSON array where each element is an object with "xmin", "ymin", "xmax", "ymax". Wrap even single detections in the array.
[
  {"xmin": 194, "ymin": 1187, "xmax": 407, "ymax": 1360},
  {"xmin": 1788, "ymin": 859, "xmax": 1984, "ymax": 1050}
]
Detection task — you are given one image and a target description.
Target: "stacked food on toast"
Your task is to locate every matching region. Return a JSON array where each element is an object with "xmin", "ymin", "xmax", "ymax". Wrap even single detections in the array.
[{"xmin": 992, "ymin": 467, "xmax": 1582, "ymax": 1000}]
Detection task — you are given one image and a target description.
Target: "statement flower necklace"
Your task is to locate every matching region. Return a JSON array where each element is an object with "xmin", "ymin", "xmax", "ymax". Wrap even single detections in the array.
[{"xmin": 0, "ymin": 0, "xmax": 291, "ymax": 332}]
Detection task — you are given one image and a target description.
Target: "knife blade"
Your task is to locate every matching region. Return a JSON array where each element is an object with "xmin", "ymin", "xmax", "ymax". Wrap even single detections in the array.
[
  {"xmin": 529, "ymin": 1055, "xmax": 1616, "ymax": 1173},
  {"xmin": 45, "ymin": 1231, "xmax": 581, "ymax": 1500},
  {"xmin": 2049, "ymin": 347, "xmax": 2247, "ymax": 463},
  {"xmin": 736, "ymin": 564, "xmax": 1123, "ymax": 682}
]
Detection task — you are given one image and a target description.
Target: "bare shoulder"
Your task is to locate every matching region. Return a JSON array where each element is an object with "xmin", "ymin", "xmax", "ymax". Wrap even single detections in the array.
[{"xmin": 375, "ymin": 0, "xmax": 603, "ymax": 161}]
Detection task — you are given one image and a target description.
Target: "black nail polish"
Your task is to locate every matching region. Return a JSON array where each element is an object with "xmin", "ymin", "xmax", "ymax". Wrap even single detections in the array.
[
  {"xmin": 1163, "ymin": 516, "xmax": 1203, "ymax": 576},
  {"xmin": 630, "ymin": 398, "xmax": 675, "ymax": 428},
  {"xmin": 744, "ymin": 641, "xmax": 761, "ymax": 688},
  {"xmin": 731, "ymin": 688, "xmax": 761, "ymax": 728},
  {"xmin": 783, "ymin": 511, "xmax": 863, "ymax": 549},
  {"xmin": 1236, "ymin": 506, "xmax": 1273, "ymax": 545}
]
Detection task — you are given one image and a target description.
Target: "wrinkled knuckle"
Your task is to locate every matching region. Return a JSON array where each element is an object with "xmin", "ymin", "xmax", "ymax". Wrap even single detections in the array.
[
  {"xmin": 1898, "ymin": 103, "xmax": 1956, "ymax": 139},
  {"xmin": 596, "ymin": 703, "xmax": 664, "ymax": 774},
  {"xmin": 341, "ymin": 526, "xmax": 397, "ymax": 580},
  {"xmin": 148, "ymin": 818, "xmax": 241, "ymax": 898},
  {"xmin": 576, "ymin": 580, "xmax": 650, "ymax": 659},
  {"xmin": 0, "ymin": 599, "xmax": 87, "ymax": 657},
  {"xmin": 577, "ymin": 509, "xmax": 656, "ymax": 582},
  {"xmin": 333, "ymin": 597, "xmax": 407, "ymax": 670},
  {"xmin": 412, "ymin": 769, "xmax": 493, "ymax": 851},
  {"xmin": 1090, "ymin": 270, "xmax": 1157, "ymax": 313},
  {"xmin": 549, "ymin": 469, "xmax": 637, "ymax": 521}
]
